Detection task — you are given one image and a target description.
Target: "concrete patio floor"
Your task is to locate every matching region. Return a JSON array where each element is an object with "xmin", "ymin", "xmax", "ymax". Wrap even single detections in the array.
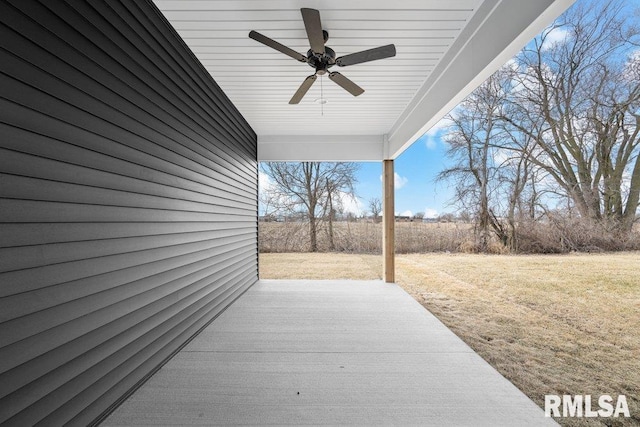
[{"xmin": 103, "ymin": 280, "xmax": 556, "ymax": 426}]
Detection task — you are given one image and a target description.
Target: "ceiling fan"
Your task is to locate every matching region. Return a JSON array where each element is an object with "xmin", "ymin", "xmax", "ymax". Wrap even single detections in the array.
[{"xmin": 249, "ymin": 8, "xmax": 396, "ymax": 104}]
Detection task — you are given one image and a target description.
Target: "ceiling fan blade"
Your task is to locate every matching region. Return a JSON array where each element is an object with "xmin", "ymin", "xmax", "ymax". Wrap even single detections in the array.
[
  {"xmin": 249, "ymin": 30, "xmax": 307, "ymax": 62},
  {"xmin": 289, "ymin": 75, "xmax": 317, "ymax": 104},
  {"xmin": 336, "ymin": 44, "xmax": 396, "ymax": 67},
  {"xmin": 329, "ymin": 72, "xmax": 364, "ymax": 97},
  {"xmin": 301, "ymin": 8, "xmax": 325, "ymax": 54}
]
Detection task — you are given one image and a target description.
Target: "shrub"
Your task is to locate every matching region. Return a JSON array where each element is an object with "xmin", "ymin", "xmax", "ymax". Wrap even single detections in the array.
[{"xmin": 259, "ymin": 217, "xmax": 640, "ymax": 254}]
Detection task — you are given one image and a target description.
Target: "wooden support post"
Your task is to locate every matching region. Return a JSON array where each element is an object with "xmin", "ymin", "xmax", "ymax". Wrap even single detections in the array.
[{"xmin": 383, "ymin": 159, "xmax": 395, "ymax": 283}]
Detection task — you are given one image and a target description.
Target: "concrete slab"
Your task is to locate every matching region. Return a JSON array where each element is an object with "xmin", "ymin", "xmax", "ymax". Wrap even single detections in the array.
[{"xmin": 103, "ymin": 280, "xmax": 557, "ymax": 426}]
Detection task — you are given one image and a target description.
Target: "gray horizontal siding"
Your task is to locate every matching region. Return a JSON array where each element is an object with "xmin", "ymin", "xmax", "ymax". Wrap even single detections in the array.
[{"xmin": 0, "ymin": 0, "xmax": 258, "ymax": 425}]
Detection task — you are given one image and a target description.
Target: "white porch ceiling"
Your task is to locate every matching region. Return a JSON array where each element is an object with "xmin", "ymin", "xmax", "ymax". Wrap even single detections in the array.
[{"xmin": 153, "ymin": 0, "xmax": 574, "ymax": 161}]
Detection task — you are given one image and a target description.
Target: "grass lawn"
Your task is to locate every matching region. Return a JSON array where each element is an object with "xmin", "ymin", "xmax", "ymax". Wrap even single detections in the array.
[{"xmin": 260, "ymin": 252, "xmax": 640, "ymax": 426}]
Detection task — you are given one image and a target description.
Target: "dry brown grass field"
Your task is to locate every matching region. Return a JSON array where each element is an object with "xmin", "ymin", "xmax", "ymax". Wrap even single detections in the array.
[
  {"xmin": 260, "ymin": 220, "xmax": 640, "ymax": 254},
  {"xmin": 260, "ymin": 252, "xmax": 640, "ymax": 426},
  {"xmin": 259, "ymin": 221, "xmax": 473, "ymax": 253}
]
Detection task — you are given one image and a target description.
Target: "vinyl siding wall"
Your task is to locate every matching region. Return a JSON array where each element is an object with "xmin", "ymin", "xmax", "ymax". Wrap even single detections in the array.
[{"xmin": 0, "ymin": 1, "xmax": 258, "ymax": 425}]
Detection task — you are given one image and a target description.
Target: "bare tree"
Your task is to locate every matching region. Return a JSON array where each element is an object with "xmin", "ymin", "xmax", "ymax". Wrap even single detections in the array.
[
  {"xmin": 505, "ymin": 0, "xmax": 640, "ymax": 232},
  {"xmin": 324, "ymin": 177, "xmax": 339, "ymax": 250},
  {"xmin": 439, "ymin": 0, "xmax": 640, "ymax": 252},
  {"xmin": 438, "ymin": 68, "xmax": 515, "ymax": 251},
  {"xmin": 368, "ymin": 197, "xmax": 382, "ymax": 223},
  {"xmin": 260, "ymin": 162, "xmax": 359, "ymax": 251}
]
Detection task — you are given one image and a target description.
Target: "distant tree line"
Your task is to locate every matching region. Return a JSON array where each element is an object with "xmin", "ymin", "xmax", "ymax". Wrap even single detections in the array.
[{"xmin": 439, "ymin": 0, "xmax": 640, "ymax": 252}]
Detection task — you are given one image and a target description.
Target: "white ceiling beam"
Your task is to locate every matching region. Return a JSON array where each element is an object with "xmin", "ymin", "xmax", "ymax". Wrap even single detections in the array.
[
  {"xmin": 387, "ymin": 0, "xmax": 576, "ymax": 159},
  {"xmin": 258, "ymin": 134, "xmax": 384, "ymax": 162}
]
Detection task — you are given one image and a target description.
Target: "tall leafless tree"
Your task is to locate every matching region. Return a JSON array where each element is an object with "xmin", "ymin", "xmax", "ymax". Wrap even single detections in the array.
[
  {"xmin": 505, "ymin": 0, "xmax": 640, "ymax": 232},
  {"xmin": 441, "ymin": 0, "xmax": 640, "ymax": 251},
  {"xmin": 438, "ymin": 68, "xmax": 516, "ymax": 251}
]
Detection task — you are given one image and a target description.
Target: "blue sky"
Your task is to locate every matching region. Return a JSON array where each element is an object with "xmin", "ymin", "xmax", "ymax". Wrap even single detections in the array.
[{"xmin": 353, "ymin": 130, "xmax": 453, "ymax": 218}]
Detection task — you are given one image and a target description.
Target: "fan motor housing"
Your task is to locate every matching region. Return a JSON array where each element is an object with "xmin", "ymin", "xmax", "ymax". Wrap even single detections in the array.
[{"xmin": 307, "ymin": 46, "xmax": 336, "ymax": 75}]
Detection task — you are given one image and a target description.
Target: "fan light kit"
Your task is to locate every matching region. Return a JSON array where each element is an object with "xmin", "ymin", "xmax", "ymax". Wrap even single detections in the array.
[{"xmin": 249, "ymin": 8, "xmax": 396, "ymax": 104}]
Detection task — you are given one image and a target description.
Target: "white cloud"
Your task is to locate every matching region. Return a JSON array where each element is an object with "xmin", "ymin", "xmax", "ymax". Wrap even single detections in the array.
[
  {"xmin": 413, "ymin": 115, "xmax": 459, "ymax": 150},
  {"xmin": 427, "ymin": 116, "xmax": 454, "ymax": 135},
  {"xmin": 399, "ymin": 210, "xmax": 413, "ymax": 217},
  {"xmin": 337, "ymin": 192, "xmax": 364, "ymax": 215},
  {"xmin": 394, "ymin": 172, "xmax": 408, "ymax": 189},
  {"xmin": 540, "ymin": 27, "xmax": 569, "ymax": 51},
  {"xmin": 421, "ymin": 116, "xmax": 453, "ymax": 150},
  {"xmin": 512, "ymin": 63, "xmax": 558, "ymax": 96},
  {"xmin": 423, "ymin": 208, "xmax": 439, "ymax": 219},
  {"xmin": 379, "ymin": 172, "xmax": 409, "ymax": 189},
  {"xmin": 424, "ymin": 137, "xmax": 438, "ymax": 150},
  {"xmin": 258, "ymin": 170, "xmax": 272, "ymax": 193},
  {"xmin": 504, "ymin": 58, "xmax": 520, "ymax": 72},
  {"xmin": 623, "ymin": 49, "xmax": 640, "ymax": 82},
  {"xmin": 493, "ymin": 148, "xmax": 513, "ymax": 166}
]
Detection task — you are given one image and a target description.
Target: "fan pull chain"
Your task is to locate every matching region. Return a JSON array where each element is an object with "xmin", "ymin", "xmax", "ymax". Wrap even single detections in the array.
[{"xmin": 320, "ymin": 75, "xmax": 324, "ymax": 116}]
